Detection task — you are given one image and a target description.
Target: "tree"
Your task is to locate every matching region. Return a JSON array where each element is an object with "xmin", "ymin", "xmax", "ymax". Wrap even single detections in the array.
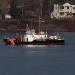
[{"xmin": 10, "ymin": 0, "xmax": 21, "ymax": 19}]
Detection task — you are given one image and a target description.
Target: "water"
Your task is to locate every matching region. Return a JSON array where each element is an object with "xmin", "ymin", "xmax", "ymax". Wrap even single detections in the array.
[{"xmin": 0, "ymin": 32, "xmax": 75, "ymax": 75}]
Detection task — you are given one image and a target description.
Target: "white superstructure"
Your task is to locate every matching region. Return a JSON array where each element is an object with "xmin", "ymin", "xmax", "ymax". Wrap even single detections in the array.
[{"xmin": 23, "ymin": 29, "xmax": 48, "ymax": 42}]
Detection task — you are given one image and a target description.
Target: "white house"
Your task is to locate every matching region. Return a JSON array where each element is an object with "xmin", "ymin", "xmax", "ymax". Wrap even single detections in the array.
[{"xmin": 51, "ymin": 3, "xmax": 75, "ymax": 19}]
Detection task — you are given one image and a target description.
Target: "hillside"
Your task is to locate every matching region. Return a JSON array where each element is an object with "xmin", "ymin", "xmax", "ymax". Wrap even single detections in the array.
[{"xmin": 0, "ymin": 0, "xmax": 75, "ymax": 32}]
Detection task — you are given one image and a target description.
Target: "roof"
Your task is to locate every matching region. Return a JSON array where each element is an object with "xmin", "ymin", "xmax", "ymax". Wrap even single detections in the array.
[
  {"xmin": 63, "ymin": 3, "xmax": 71, "ymax": 6},
  {"xmin": 57, "ymin": 1, "xmax": 75, "ymax": 5}
]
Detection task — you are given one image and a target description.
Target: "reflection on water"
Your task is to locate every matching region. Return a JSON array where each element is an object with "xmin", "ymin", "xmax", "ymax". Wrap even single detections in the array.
[
  {"xmin": 22, "ymin": 45, "xmax": 48, "ymax": 56},
  {"xmin": 23, "ymin": 44, "xmax": 64, "ymax": 48},
  {"xmin": 23, "ymin": 45, "xmax": 48, "ymax": 48},
  {"xmin": 24, "ymin": 50, "xmax": 48, "ymax": 56}
]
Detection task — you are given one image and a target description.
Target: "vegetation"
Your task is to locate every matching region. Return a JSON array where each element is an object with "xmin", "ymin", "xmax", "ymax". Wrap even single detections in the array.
[
  {"xmin": 10, "ymin": 0, "xmax": 21, "ymax": 19},
  {"xmin": 1, "ymin": 0, "xmax": 75, "ymax": 31}
]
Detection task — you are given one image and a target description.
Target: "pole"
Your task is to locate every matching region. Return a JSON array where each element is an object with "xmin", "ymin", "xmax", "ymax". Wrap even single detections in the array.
[
  {"xmin": 40, "ymin": 0, "xmax": 42, "ymax": 17},
  {"xmin": 38, "ymin": 0, "xmax": 43, "ymax": 32},
  {"xmin": 39, "ymin": 16, "xmax": 41, "ymax": 32}
]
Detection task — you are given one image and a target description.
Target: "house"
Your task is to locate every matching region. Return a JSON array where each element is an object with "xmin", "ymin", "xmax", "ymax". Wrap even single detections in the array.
[{"xmin": 51, "ymin": 3, "xmax": 75, "ymax": 19}]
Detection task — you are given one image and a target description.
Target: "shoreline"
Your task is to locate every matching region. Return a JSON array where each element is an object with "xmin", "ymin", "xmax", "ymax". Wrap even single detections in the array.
[
  {"xmin": 0, "ymin": 18, "xmax": 75, "ymax": 32},
  {"xmin": 0, "ymin": 29, "xmax": 74, "ymax": 32}
]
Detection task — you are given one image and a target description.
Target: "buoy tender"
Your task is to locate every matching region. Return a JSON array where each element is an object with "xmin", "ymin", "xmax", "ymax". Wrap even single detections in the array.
[{"xmin": 3, "ymin": 29, "xmax": 65, "ymax": 45}]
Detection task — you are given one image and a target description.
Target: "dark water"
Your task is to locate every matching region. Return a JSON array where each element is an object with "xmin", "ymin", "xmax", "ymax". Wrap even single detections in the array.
[{"xmin": 0, "ymin": 32, "xmax": 75, "ymax": 75}]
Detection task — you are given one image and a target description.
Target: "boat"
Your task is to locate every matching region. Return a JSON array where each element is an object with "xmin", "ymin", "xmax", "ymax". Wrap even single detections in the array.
[
  {"xmin": 3, "ymin": 34, "xmax": 65, "ymax": 45},
  {"xmin": 3, "ymin": 26, "xmax": 65, "ymax": 45}
]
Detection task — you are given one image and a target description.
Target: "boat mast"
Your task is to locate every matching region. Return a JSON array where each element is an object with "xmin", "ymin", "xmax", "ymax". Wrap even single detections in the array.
[
  {"xmin": 39, "ymin": 16, "xmax": 41, "ymax": 32},
  {"xmin": 39, "ymin": 0, "xmax": 43, "ymax": 32}
]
